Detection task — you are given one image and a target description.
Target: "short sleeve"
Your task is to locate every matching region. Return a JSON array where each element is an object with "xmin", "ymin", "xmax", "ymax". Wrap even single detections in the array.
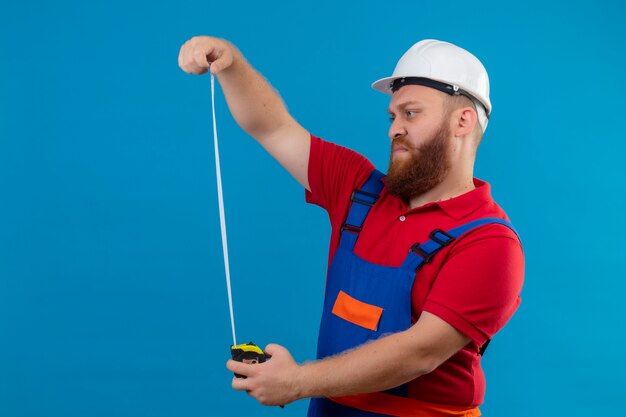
[
  {"xmin": 422, "ymin": 225, "xmax": 525, "ymax": 347},
  {"xmin": 305, "ymin": 135, "xmax": 375, "ymax": 217}
]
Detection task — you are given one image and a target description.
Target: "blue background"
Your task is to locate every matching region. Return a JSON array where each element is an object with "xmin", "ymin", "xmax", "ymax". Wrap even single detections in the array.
[{"xmin": 1, "ymin": 0, "xmax": 625, "ymax": 416}]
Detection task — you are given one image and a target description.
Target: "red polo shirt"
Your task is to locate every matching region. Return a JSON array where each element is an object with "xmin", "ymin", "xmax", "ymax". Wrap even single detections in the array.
[{"xmin": 305, "ymin": 135, "xmax": 524, "ymax": 407}]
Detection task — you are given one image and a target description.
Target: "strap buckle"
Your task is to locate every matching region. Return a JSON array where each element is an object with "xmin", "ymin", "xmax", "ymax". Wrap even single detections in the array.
[
  {"xmin": 341, "ymin": 224, "xmax": 362, "ymax": 234},
  {"xmin": 410, "ymin": 243, "xmax": 435, "ymax": 263},
  {"xmin": 429, "ymin": 229, "xmax": 455, "ymax": 246},
  {"xmin": 350, "ymin": 189, "xmax": 379, "ymax": 207}
]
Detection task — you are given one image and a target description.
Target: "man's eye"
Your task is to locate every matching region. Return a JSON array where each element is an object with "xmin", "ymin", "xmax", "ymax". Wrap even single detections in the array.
[
  {"xmin": 406, "ymin": 110, "xmax": 416, "ymax": 118},
  {"xmin": 388, "ymin": 115, "xmax": 395, "ymax": 123}
]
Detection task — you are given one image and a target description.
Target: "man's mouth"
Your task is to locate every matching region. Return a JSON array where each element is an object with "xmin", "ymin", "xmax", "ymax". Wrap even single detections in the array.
[{"xmin": 392, "ymin": 146, "xmax": 408, "ymax": 155}]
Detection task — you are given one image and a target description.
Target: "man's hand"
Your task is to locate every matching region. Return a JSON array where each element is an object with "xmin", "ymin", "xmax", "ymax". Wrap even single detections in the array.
[
  {"xmin": 177, "ymin": 35, "xmax": 311, "ymax": 189},
  {"xmin": 225, "ymin": 313, "xmax": 469, "ymax": 405},
  {"xmin": 178, "ymin": 36, "xmax": 237, "ymax": 75},
  {"xmin": 227, "ymin": 344, "xmax": 304, "ymax": 406}
]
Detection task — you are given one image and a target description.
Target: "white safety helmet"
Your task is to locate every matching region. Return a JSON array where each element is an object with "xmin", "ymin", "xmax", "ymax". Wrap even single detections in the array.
[{"xmin": 372, "ymin": 39, "xmax": 491, "ymax": 132}]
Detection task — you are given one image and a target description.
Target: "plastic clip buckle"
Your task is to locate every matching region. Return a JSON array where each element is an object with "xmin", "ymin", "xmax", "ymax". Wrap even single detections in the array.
[
  {"xmin": 341, "ymin": 224, "xmax": 362, "ymax": 234},
  {"xmin": 429, "ymin": 229, "xmax": 455, "ymax": 246},
  {"xmin": 410, "ymin": 243, "xmax": 435, "ymax": 263},
  {"xmin": 350, "ymin": 189, "xmax": 379, "ymax": 207}
]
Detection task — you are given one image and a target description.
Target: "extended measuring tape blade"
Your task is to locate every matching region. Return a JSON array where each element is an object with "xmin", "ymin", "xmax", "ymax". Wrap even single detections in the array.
[
  {"xmin": 209, "ymin": 72, "xmax": 277, "ymax": 407},
  {"xmin": 210, "ymin": 72, "xmax": 237, "ymax": 347}
]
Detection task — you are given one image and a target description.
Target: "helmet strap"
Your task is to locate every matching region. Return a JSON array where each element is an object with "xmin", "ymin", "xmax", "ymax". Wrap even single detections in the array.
[{"xmin": 390, "ymin": 77, "xmax": 459, "ymax": 95}]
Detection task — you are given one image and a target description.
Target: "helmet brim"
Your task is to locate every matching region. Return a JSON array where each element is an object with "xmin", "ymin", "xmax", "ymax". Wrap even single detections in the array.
[{"xmin": 371, "ymin": 76, "xmax": 396, "ymax": 95}]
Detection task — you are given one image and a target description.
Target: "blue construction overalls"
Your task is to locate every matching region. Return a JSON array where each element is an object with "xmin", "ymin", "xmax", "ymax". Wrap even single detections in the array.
[{"xmin": 307, "ymin": 169, "xmax": 519, "ymax": 417}]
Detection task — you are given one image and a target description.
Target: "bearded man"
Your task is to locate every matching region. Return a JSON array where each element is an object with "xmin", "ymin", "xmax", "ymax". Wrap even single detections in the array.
[{"xmin": 179, "ymin": 37, "xmax": 524, "ymax": 417}]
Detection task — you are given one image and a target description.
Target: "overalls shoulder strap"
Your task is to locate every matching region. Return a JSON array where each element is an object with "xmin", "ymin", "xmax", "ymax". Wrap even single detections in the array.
[
  {"xmin": 339, "ymin": 169, "xmax": 385, "ymax": 250},
  {"xmin": 401, "ymin": 217, "xmax": 521, "ymax": 356},
  {"xmin": 402, "ymin": 217, "xmax": 520, "ymax": 272}
]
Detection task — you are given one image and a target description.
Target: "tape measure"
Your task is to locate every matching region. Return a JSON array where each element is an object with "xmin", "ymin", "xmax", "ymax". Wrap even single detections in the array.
[{"xmin": 209, "ymin": 72, "xmax": 269, "ymax": 377}]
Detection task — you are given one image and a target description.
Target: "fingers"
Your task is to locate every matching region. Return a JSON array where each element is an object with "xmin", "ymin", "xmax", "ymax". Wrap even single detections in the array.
[
  {"xmin": 178, "ymin": 36, "xmax": 233, "ymax": 75},
  {"xmin": 192, "ymin": 47, "xmax": 211, "ymax": 75},
  {"xmin": 228, "ymin": 359, "xmax": 260, "ymax": 393},
  {"xmin": 178, "ymin": 37, "xmax": 210, "ymax": 74},
  {"xmin": 227, "ymin": 359, "xmax": 252, "ymax": 377},
  {"xmin": 231, "ymin": 375, "xmax": 249, "ymax": 391}
]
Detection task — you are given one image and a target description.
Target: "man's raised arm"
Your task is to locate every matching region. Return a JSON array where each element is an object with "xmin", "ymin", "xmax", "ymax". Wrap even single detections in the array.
[{"xmin": 178, "ymin": 36, "xmax": 311, "ymax": 190}]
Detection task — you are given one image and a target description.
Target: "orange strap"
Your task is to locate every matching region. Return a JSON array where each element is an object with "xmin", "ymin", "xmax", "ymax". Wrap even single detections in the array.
[{"xmin": 329, "ymin": 393, "xmax": 481, "ymax": 417}]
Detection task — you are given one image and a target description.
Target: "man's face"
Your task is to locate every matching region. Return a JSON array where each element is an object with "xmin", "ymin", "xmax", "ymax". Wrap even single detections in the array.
[{"xmin": 385, "ymin": 85, "xmax": 452, "ymax": 202}]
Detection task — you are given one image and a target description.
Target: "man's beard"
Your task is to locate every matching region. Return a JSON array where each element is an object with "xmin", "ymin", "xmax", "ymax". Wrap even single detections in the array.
[{"xmin": 385, "ymin": 122, "xmax": 451, "ymax": 202}]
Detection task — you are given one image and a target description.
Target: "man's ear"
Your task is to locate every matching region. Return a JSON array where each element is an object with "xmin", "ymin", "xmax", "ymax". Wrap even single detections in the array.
[{"xmin": 453, "ymin": 107, "xmax": 478, "ymax": 137}]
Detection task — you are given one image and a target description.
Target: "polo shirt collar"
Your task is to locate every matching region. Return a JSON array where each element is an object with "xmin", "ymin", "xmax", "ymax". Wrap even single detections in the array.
[{"xmin": 401, "ymin": 178, "xmax": 492, "ymax": 220}]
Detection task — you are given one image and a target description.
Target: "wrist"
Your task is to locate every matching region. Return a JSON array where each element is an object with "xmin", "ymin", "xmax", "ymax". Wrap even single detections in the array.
[
  {"xmin": 295, "ymin": 362, "xmax": 317, "ymax": 400},
  {"xmin": 221, "ymin": 41, "xmax": 244, "ymax": 75}
]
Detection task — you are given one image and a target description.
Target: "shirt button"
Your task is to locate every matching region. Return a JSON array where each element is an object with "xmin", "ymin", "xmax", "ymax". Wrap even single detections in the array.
[{"xmin": 399, "ymin": 215, "xmax": 406, "ymax": 222}]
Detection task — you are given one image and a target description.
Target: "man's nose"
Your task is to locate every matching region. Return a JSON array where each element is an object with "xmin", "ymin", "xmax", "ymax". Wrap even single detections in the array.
[{"xmin": 389, "ymin": 119, "xmax": 407, "ymax": 140}]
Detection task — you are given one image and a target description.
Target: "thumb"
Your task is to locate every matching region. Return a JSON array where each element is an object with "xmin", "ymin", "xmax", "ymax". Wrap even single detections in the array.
[
  {"xmin": 209, "ymin": 51, "xmax": 233, "ymax": 75},
  {"xmin": 209, "ymin": 58, "xmax": 227, "ymax": 75},
  {"xmin": 264, "ymin": 343, "xmax": 285, "ymax": 357}
]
